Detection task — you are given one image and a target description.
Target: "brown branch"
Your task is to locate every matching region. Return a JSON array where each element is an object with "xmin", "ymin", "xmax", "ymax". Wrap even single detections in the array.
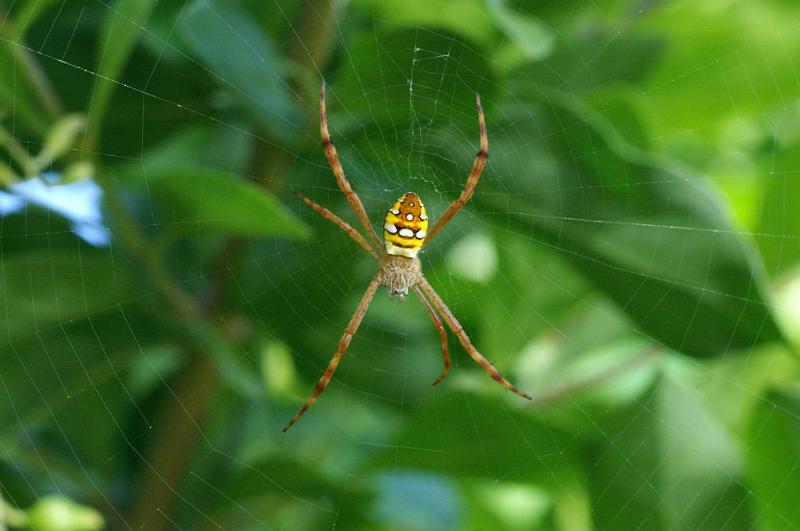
[{"xmin": 127, "ymin": 354, "xmax": 217, "ymax": 531}]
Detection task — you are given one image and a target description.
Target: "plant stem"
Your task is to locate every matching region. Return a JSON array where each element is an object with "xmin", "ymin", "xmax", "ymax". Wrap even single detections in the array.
[
  {"xmin": 288, "ymin": 0, "xmax": 340, "ymax": 85},
  {"xmin": 248, "ymin": 0, "xmax": 340, "ymax": 189},
  {"xmin": 0, "ymin": 5, "xmax": 63, "ymax": 121},
  {"xmin": 0, "ymin": 162, "xmax": 19, "ymax": 185},
  {"xmin": 92, "ymin": 176, "xmax": 200, "ymax": 319},
  {"xmin": 127, "ymin": 1, "xmax": 345, "ymax": 529},
  {"xmin": 127, "ymin": 354, "xmax": 217, "ymax": 531},
  {"xmin": 6, "ymin": 0, "xmax": 62, "ymax": 43},
  {"xmin": 527, "ymin": 347, "xmax": 662, "ymax": 409},
  {"xmin": 0, "ymin": 124, "xmax": 37, "ymax": 177}
]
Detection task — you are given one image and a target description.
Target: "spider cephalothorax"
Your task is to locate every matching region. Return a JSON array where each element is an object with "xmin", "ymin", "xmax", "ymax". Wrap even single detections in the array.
[
  {"xmin": 378, "ymin": 253, "xmax": 421, "ymax": 300},
  {"xmin": 283, "ymin": 81, "xmax": 531, "ymax": 432}
]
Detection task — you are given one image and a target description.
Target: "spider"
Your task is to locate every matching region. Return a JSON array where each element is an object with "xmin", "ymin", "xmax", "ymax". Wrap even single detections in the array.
[{"xmin": 283, "ymin": 81, "xmax": 531, "ymax": 432}]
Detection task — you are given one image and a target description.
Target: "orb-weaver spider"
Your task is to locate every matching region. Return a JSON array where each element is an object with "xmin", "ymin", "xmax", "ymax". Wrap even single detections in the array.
[{"xmin": 284, "ymin": 81, "xmax": 531, "ymax": 432}]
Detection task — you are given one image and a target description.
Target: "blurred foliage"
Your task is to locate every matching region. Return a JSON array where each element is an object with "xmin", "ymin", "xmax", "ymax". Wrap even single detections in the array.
[{"xmin": 1, "ymin": 0, "xmax": 799, "ymax": 529}]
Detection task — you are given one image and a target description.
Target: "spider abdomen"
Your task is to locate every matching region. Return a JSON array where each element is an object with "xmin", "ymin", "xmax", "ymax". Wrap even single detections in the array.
[
  {"xmin": 383, "ymin": 192, "xmax": 428, "ymax": 259},
  {"xmin": 378, "ymin": 254, "xmax": 422, "ymax": 299}
]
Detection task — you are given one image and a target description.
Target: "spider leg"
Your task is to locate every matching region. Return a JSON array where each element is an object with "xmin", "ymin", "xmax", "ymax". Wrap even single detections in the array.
[
  {"xmin": 414, "ymin": 286, "xmax": 450, "ymax": 386},
  {"xmin": 283, "ymin": 275, "xmax": 381, "ymax": 432},
  {"xmin": 320, "ymin": 80, "xmax": 383, "ymax": 251},
  {"xmin": 425, "ymin": 94, "xmax": 488, "ymax": 245},
  {"xmin": 417, "ymin": 276, "xmax": 531, "ymax": 400},
  {"xmin": 294, "ymin": 192, "xmax": 380, "ymax": 260}
]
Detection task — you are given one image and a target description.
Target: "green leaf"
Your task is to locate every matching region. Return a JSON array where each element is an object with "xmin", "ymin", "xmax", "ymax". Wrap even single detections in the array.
[
  {"xmin": 0, "ymin": 312, "xmax": 153, "ymax": 480},
  {"xmin": 756, "ymin": 146, "xmax": 800, "ymax": 276},
  {"xmin": 194, "ymin": 453, "xmax": 370, "ymax": 528},
  {"xmin": 0, "ymin": 160, "xmax": 19, "ymax": 185},
  {"xmin": 34, "ymin": 114, "xmax": 85, "ymax": 169},
  {"xmin": 352, "ymin": 0, "xmax": 495, "ymax": 46},
  {"xmin": 6, "ymin": 0, "xmax": 64, "ymax": 41},
  {"xmin": 512, "ymin": 30, "xmax": 666, "ymax": 92},
  {"xmin": 587, "ymin": 375, "xmax": 753, "ymax": 530},
  {"xmin": 746, "ymin": 386, "xmax": 800, "ymax": 531},
  {"xmin": 481, "ymin": 232, "xmax": 591, "ymax": 361},
  {"xmin": 333, "ymin": 29, "xmax": 496, "ymax": 131},
  {"xmin": 486, "ymin": 0, "xmax": 555, "ymax": 66},
  {"xmin": 525, "ymin": 339, "xmax": 661, "ymax": 432},
  {"xmin": 123, "ymin": 125, "xmax": 250, "ymax": 179},
  {"xmin": 369, "ymin": 393, "xmax": 576, "ymax": 480},
  {"xmin": 83, "ymin": 0, "xmax": 158, "ymax": 152},
  {"xmin": 639, "ymin": 3, "xmax": 800, "ymax": 146},
  {"xmin": 145, "ymin": 168, "xmax": 310, "ymax": 239},
  {"xmin": 463, "ymin": 480, "xmax": 556, "ymax": 531},
  {"xmin": 25, "ymin": 496, "xmax": 104, "ymax": 531},
  {"xmin": 469, "ymin": 90, "xmax": 783, "ymax": 358},
  {"xmin": 0, "ymin": 250, "xmax": 130, "ymax": 342},
  {"xmin": 191, "ymin": 323, "xmax": 263, "ymax": 400},
  {"xmin": 0, "ymin": 44, "xmax": 48, "ymax": 134},
  {"xmin": 179, "ymin": 0, "xmax": 300, "ymax": 141}
]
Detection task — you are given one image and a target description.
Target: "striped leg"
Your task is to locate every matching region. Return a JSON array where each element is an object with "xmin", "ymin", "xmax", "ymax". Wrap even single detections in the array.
[
  {"xmin": 320, "ymin": 80, "xmax": 383, "ymax": 250},
  {"xmin": 414, "ymin": 287, "xmax": 450, "ymax": 386},
  {"xmin": 417, "ymin": 276, "xmax": 531, "ymax": 400},
  {"xmin": 425, "ymin": 94, "xmax": 488, "ymax": 244},
  {"xmin": 294, "ymin": 192, "xmax": 380, "ymax": 260},
  {"xmin": 283, "ymin": 275, "xmax": 381, "ymax": 432}
]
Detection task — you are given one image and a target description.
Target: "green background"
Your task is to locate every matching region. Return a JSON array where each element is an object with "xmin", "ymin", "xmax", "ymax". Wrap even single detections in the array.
[{"xmin": 1, "ymin": 0, "xmax": 799, "ymax": 529}]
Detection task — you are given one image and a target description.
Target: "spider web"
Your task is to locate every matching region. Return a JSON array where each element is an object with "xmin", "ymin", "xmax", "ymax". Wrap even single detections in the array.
[{"xmin": 1, "ymin": 1, "xmax": 799, "ymax": 529}]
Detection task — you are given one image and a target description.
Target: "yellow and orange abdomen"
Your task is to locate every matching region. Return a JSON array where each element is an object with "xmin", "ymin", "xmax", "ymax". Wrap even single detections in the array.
[{"xmin": 383, "ymin": 192, "xmax": 428, "ymax": 258}]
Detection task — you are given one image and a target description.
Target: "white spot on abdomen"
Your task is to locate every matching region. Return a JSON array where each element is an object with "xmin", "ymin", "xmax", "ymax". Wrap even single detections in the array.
[
  {"xmin": 399, "ymin": 228, "xmax": 414, "ymax": 238},
  {"xmin": 384, "ymin": 223, "xmax": 398, "ymax": 234},
  {"xmin": 415, "ymin": 229, "xmax": 426, "ymax": 239}
]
